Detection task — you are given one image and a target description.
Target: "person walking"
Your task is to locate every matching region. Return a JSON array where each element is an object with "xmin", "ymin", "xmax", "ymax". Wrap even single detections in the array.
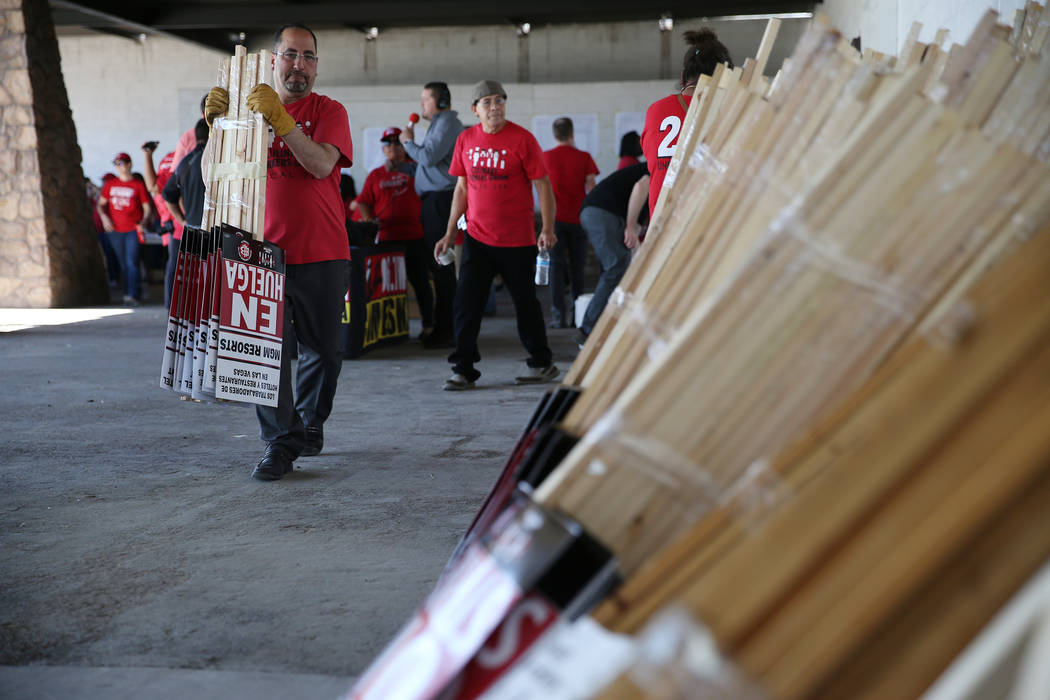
[
  {"xmin": 205, "ymin": 23, "xmax": 353, "ymax": 481},
  {"xmin": 434, "ymin": 80, "xmax": 558, "ymax": 390},
  {"xmin": 541, "ymin": 117, "xmax": 598, "ymax": 328},
  {"xmin": 399, "ymin": 81, "xmax": 464, "ymax": 348}
]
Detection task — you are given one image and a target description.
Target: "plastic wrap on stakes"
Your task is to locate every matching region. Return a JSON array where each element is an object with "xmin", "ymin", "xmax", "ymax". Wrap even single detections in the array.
[
  {"xmin": 626, "ymin": 606, "xmax": 768, "ymax": 700},
  {"xmin": 767, "ymin": 201, "xmax": 925, "ymax": 325},
  {"xmin": 581, "ymin": 410, "xmax": 791, "ymax": 532},
  {"xmin": 604, "ymin": 286, "xmax": 676, "ymax": 362}
]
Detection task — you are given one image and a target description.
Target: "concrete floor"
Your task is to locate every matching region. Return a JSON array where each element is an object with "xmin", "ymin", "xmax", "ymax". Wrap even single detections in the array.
[{"xmin": 0, "ymin": 291, "xmax": 578, "ymax": 698}]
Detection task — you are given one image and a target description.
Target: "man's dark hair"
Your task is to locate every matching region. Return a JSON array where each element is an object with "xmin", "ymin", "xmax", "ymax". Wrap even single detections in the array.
[
  {"xmin": 619, "ymin": 130, "xmax": 642, "ymax": 158},
  {"xmin": 552, "ymin": 117, "xmax": 573, "ymax": 142},
  {"xmin": 681, "ymin": 28, "xmax": 733, "ymax": 84},
  {"xmin": 424, "ymin": 81, "xmax": 452, "ymax": 109},
  {"xmin": 273, "ymin": 23, "xmax": 318, "ymax": 52},
  {"xmin": 199, "ymin": 94, "xmax": 207, "ymax": 114},
  {"xmin": 194, "ymin": 118, "xmax": 209, "ymax": 144}
]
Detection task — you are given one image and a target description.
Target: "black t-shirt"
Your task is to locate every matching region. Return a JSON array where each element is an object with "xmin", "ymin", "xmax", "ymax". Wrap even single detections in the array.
[
  {"xmin": 163, "ymin": 143, "xmax": 207, "ymax": 228},
  {"xmin": 581, "ymin": 162, "xmax": 649, "ymax": 220}
]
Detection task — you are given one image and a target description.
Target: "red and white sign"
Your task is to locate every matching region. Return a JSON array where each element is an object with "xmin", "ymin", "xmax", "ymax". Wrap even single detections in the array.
[{"xmin": 214, "ymin": 233, "xmax": 286, "ymax": 406}]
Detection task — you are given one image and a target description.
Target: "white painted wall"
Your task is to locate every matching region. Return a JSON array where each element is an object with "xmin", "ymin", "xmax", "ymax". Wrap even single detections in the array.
[
  {"xmin": 57, "ymin": 17, "xmax": 810, "ymax": 185},
  {"xmin": 822, "ymin": 0, "xmax": 1028, "ymax": 55}
]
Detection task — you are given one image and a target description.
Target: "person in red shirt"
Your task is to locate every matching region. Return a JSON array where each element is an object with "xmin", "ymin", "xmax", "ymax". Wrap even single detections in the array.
[
  {"xmin": 434, "ymin": 80, "xmax": 558, "ymax": 390},
  {"xmin": 617, "ymin": 130, "xmax": 643, "ymax": 170},
  {"xmin": 641, "ymin": 28, "xmax": 733, "ymax": 213},
  {"xmin": 205, "ymin": 23, "xmax": 354, "ymax": 480},
  {"xmin": 541, "ymin": 117, "xmax": 598, "ymax": 328},
  {"xmin": 96, "ymin": 152, "xmax": 153, "ymax": 306},
  {"xmin": 140, "ymin": 143, "xmax": 180, "ymax": 306},
  {"xmin": 356, "ymin": 127, "xmax": 434, "ymax": 336}
]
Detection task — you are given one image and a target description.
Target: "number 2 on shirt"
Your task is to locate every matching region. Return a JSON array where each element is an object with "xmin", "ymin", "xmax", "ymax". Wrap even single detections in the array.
[{"xmin": 657, "ymin": 115, "xmax": 682, "ymax": 158}]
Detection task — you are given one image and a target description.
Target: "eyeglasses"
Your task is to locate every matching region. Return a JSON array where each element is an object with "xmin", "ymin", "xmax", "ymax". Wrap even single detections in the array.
[
  {"xmin": 275, "ymin": 50, "xmax": 318, "ymax": 65},
  {"xmin": 113, "ymin": 160, "xmax": 131, "ymax": 166},
  {"xmin": 476, "ymin": 97, "xmax": 505, "ymax": 108}
]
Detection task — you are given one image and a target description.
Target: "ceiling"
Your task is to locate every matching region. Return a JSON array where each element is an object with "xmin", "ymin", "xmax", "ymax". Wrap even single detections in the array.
[{"xmin": 50, "ymin": 0, "xmax": 816, "ymax": 52}]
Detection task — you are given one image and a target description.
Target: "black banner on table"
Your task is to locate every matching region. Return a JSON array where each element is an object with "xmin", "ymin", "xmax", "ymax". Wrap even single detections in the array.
[{"xmin": 343, "ymin": 245, "xmax": 409, "ymax": 359}]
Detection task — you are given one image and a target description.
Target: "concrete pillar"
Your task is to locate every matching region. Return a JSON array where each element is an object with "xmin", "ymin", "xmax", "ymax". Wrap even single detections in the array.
[
  {"xmin": 0, "ymin": 0, "xmax": 108, "ymax": 307},
  {"xmin": 517, "ymin": 34, "xmax": 529, "ymax": 83}
]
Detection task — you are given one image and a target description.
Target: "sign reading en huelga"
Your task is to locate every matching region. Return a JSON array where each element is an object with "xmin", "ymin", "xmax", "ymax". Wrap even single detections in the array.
[{"xmin": 215, "ymin": 232, "xmax": 285, "ymax": 406}]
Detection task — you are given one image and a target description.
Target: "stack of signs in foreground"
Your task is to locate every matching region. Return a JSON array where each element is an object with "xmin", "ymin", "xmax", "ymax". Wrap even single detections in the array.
[
  {"xmin": 345, "ymin": 488, "xmax": 620, "ymax": 700},
  {"xmin": 159, "ymin": 224, "xmax": 285, "ymax": 407}
]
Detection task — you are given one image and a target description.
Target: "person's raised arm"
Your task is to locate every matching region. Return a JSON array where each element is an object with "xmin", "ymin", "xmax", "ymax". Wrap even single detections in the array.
[
  {"xmin": 142, "ymin": 145, "xmax": 160, "ymax": 194},
  {"xmin": 624, "ymin": 174, "xmax": 650, "ymax": 249},
  {"xmin": 247, "ymin": 85, "xmax": 340, "ymax": 179},
  {"xmin": 401, "ymin": 114, "xmax": 458, "ymax": 167},
  {"xmin": 435, "ymin": 176, "xmax": 468, "ymax": 261},
  {"xmin": 533, "ymin": 175, "xmax": 556, "ymax": 250}
]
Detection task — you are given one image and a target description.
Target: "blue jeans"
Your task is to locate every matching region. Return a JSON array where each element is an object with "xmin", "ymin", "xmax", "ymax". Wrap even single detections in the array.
[
  {"xmin": 579, "ymin": 206, "xmax": 630, "ymax": 335},
  {"xmin": 104, "ymin": 230, "xmax": 141, "ymax": 299}
]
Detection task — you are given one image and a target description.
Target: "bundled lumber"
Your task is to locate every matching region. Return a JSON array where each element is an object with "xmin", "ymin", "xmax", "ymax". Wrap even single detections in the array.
[
  {"xmin": 351, "ymin": 9, "xmax": 1050, "ymax": 699},
  {"xmin": 160, "ymin": 46, "xmax": 283, "ymax": 407},
  {"xmin": 592, "ymin": 217, "xmax": 1050, "ymax": 699},
  {"xmin": 202, "ymin": 45, "xmax": 272, "ymax": 237},
  {"xmin": 536, "ymin": 9, "xmax": 1050, "ymax": 575}
]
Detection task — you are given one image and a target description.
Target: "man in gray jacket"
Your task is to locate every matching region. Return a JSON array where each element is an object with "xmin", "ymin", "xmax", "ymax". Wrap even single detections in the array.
[{"xmin": 400, "ymin": 81, "xmax": 464, "ymax": 348}]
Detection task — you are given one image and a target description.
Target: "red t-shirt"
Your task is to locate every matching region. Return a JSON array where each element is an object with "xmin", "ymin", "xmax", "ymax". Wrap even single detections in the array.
[
  {"xmin": 617, "ymin": 155, "xmax": 640, "ymax": 170},
  {"xmin": 264, "ymin": 92, "xmax": 353, "ymax": 264},
  {"xmin": 542, "ymin": 144, "xmax": 598, "ymax": 226},
  {"xmin": 449, "ymin": 121, "xmax": 546, "ymax": 248},
  {"xmin": 356, "ymin": 164, "xmax": 423, "ymax": 242},
  {"xmin": 641, "ymin": 93, "xmax": 691, "ymax": 213},
  {"xmin": 101, "ymin": 177, "xmax": 151, "ymax": 232},
  {"xmin": 154, "ymin": 151, "xmax": 176, "ymax": 225}
]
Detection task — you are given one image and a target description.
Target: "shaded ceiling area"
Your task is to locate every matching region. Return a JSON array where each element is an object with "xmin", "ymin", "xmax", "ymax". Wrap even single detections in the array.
[{"xmin": 51, "ymin": 0, "xmax": 817, "ymax": 52}]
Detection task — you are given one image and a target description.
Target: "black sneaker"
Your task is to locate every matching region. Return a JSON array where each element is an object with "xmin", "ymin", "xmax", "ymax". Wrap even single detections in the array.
[
  {"xmin": 300, "ymin": 425, "xmax": 324, "ymax": 457},
  {"xmin": 252, "ymin": 444, "xmax": 295, "ymax": 481}
]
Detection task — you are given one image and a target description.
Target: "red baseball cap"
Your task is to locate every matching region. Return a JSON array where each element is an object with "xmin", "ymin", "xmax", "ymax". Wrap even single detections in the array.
[
  {"xmin": 380, "ymin": 127, "xmax": 402, "ymax": 143},
  {"xmin": 113, "ymin": 152, "xmax": 131, "ymax": 164}
]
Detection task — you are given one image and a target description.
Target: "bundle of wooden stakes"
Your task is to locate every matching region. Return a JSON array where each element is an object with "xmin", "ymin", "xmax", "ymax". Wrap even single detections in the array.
[
  {"xmin": 159, "ymin": 46, "xmax": 272, "ymax": 402},
  {"xmin": 202, "ymin": 45, "xmax": 271, "ymax": 236},
  {"xmin": 505, "ymin": 7, "xmax": 1049, "ymax": 698}
]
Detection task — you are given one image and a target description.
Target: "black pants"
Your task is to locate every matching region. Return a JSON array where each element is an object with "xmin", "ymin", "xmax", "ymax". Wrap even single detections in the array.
[
  {"xmin": 420, "ymin": 189, "xmax": 457, "ymax": 336},
  {"xmin": 450, "ymin": 234, "xmax": 552, "ymax": 381},
  {"xmin": 379, "ymin": 238, "xmax": 433, "ymax": 328},
  {"xmin": 550, "ymin": 221, "xmax": 587, "ymax": 325},
  {"xmin": 256, "ymin": 260, "xmax": 350, "ymax": 456}
]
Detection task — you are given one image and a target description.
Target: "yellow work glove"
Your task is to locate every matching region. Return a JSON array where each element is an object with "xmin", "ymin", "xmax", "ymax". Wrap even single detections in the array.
[
  {"xmin": 246, "ymin": 84, "xmax": 296, "ymax": 137},
  {"xmin": 204, "ymin": 87, "xmax": 229, "ymax": 126}
]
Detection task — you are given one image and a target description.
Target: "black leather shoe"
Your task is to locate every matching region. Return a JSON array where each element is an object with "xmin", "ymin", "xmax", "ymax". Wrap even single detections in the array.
[
  {"xmin": 300, "ymin": 425, "xmax": 324, "ymax": 457},
  {"xmin": 252, "ymin": 444, "xmax": 294, "ymax": 481}
]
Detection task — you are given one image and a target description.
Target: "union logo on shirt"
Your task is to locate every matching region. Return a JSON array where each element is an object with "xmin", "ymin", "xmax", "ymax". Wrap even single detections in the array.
[
  {"xmin": 467, "ymin": 147, "xmax": 507, "ymax": 169},
  {"xmin": 268, "ymin": 121, "xmax": 314, "ymax": 178}
]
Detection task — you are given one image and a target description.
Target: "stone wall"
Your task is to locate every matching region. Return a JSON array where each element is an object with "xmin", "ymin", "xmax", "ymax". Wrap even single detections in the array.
[{"xmin": 0, "ymin": 0, "xmax": 107, "ymax": 307}]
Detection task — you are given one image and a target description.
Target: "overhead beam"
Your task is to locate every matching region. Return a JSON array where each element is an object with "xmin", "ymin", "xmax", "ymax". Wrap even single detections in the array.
[{"xmin": 145, "ymin": 1, "xmax": 812, "ymax": 30}]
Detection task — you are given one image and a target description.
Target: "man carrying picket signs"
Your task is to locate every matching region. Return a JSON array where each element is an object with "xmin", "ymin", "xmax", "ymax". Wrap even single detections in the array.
[
  {"xmin": 433, "ymin": 80, "xmax": 559, "ymax": 391},
  {"xmin": 205, "ymin": 23, "xmax": 353, "ymax": 481}
]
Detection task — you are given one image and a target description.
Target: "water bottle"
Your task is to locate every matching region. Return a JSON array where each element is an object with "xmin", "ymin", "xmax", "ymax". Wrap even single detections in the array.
[{"xmin": 535, "ymin": 248, "xmax": 550, "ymax": 286}]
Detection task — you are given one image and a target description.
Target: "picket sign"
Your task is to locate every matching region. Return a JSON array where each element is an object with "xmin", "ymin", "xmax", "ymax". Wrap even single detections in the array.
[{"xmin": 159, "ymin": 45, "xmax": 280, "ymax": 407}]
